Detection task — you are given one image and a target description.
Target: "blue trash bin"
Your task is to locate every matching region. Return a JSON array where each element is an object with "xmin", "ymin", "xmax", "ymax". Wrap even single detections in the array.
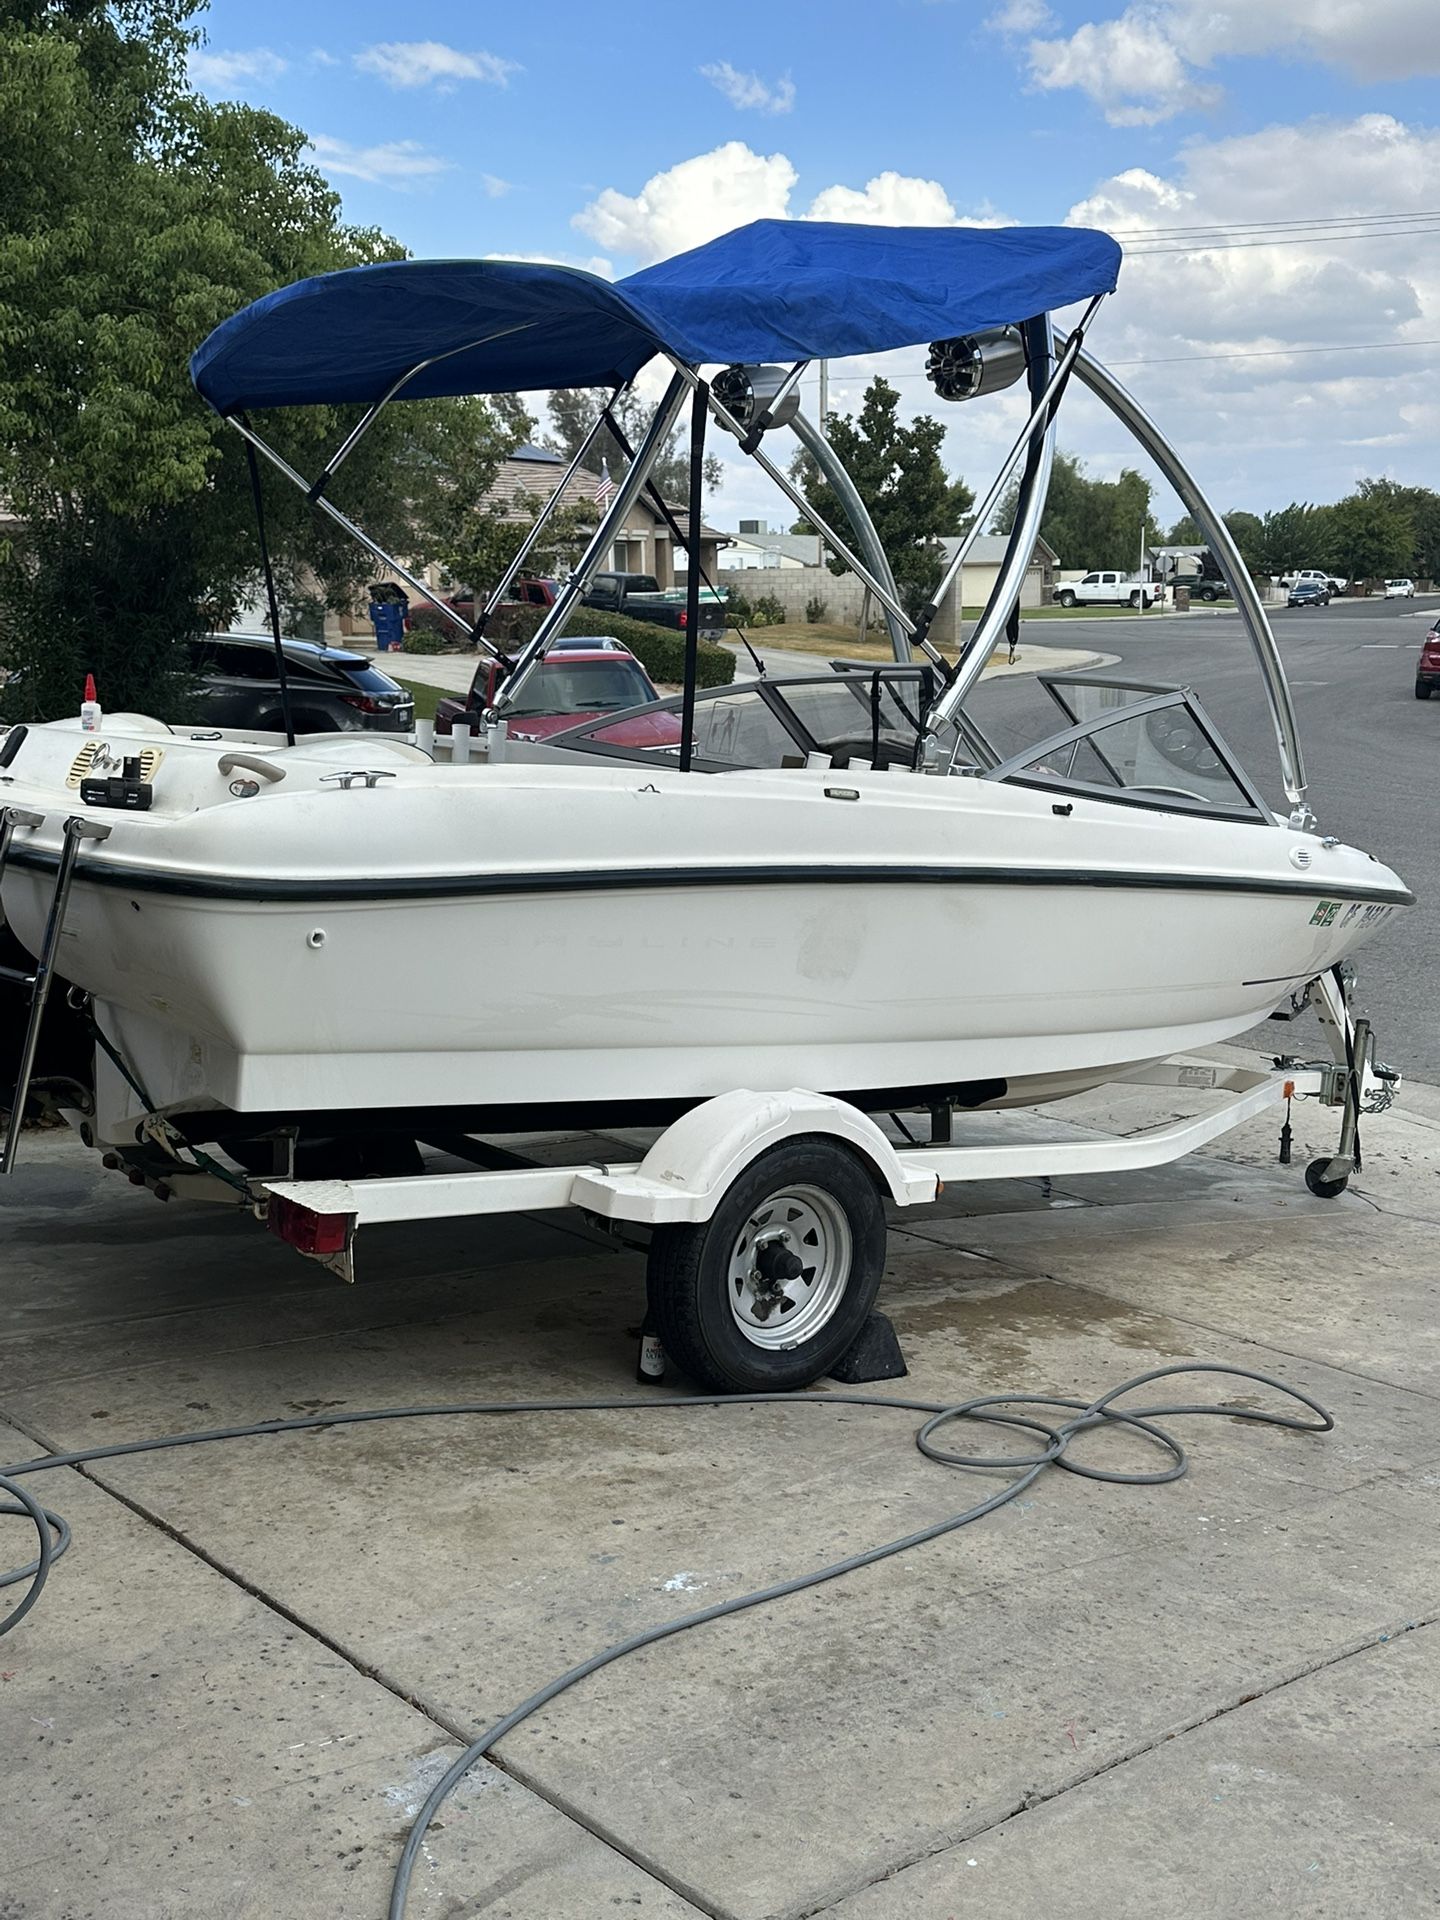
[{"xmin": 369, "ymin": 601, "xmax": 405, "ymax": 652}]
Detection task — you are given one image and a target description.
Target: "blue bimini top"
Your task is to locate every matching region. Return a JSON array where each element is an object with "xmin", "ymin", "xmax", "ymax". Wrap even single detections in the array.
[{"xmin": 190, "ymin": 218, "xmax": 1121, "ymax": 414}]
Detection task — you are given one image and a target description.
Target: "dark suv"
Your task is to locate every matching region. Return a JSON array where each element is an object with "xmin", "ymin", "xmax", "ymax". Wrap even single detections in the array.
[{"xmin": 185, "ymin": 634, "xmax": 414, "ymax": 734}]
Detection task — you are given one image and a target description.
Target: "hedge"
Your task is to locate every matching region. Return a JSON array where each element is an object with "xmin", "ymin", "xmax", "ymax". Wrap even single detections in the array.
[{"xmin": 488, "ymin": 604, "xmax": 735, "ymax": 688}]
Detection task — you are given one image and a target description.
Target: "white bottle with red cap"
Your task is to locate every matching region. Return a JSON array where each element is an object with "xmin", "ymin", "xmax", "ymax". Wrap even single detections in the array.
[{"xmin": 80, "ymin": 673, "xmax": 102, "ymax": 733}]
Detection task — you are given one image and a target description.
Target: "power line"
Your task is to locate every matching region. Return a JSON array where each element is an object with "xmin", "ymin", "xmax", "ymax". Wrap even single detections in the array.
[
  {"xmin": 1128, "ymin": 224, "xmax": 1440, "ymax": 254},
  {"xmin": 1105, "ymin": 337, "xmax": 1440, "ymax": 368},
  {"xmin": 1108, "ymin": 206, "xmax": 1440, "ymax": 240},
  {"xmin": 799, "ymin": 336, "xmax": 1440, "ymax": 387}
]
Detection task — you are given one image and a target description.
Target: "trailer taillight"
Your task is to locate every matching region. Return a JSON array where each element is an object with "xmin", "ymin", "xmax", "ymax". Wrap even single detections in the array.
[{"xmin": 268, "ymin": 1193, "xmax": 350, "ymax": 1255}]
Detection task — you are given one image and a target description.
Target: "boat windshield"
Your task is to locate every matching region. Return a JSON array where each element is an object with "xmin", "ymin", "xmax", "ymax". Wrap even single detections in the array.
[
  {"xmin": 986, "ymin": 677, "xmax": 1270, "ymax": 819},
  {"xmin": 545, "ymin": 667, "xmax": 944, "ymax": 771}
]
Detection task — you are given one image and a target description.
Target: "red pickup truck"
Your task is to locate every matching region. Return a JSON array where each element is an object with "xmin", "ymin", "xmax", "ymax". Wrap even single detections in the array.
[{"xmin": 434, "ymin": 646, "xmax": 682, "ymax": 747}]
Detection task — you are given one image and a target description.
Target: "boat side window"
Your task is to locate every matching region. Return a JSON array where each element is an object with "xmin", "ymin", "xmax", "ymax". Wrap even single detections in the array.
[
  {"xmin": 996, "ymin": 698, "xmax": 1263, "ymax": 816},
  {"xmin": 774, "ymin": 678, "xmax": 921, "ymax": 765},
  {"xmin": 554, "ymin": 686, "xmax": 802, "ymax": 770},
  {"xmin": 687, "ymin": 689, "xmax": 804, "ymax": 768}
]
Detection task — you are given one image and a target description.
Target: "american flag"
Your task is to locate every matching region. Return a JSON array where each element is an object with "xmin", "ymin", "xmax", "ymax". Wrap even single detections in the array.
[{"xmin": 593, "ymin": 457, "xmax": 616, "ymax": 511}]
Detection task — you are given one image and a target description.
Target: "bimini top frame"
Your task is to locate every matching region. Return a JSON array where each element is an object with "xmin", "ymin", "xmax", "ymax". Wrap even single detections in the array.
[{"xmin": 191, "ymin": 216, "xmax": 1311, "ymax": 818}]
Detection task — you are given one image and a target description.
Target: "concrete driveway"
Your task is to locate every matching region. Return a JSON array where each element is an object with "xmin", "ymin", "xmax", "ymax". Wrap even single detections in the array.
[{"xmin": 3, "ymin": 1056, "xmax": 1439, "ymax": 1918}]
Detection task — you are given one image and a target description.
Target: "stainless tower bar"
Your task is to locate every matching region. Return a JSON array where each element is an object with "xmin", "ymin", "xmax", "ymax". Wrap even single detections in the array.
[
  {"xmin": 789, "ymin": 410, "xmax": 911, "ymax": 662},
  {"xmin": 1064, "ymin": 342, "xmax": 1309, "ymax": 814}
]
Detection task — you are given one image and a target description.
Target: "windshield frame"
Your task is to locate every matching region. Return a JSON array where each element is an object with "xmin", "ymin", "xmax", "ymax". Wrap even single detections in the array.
[{"xmin": 985, "ymin": 684, "xmax": 1274, "ymax": 822}]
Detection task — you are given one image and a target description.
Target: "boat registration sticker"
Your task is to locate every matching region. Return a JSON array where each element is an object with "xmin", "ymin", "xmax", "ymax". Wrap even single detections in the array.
[{"xmin": 1309, "ymin": 900, "xmax": 1341, "ymax": 926}]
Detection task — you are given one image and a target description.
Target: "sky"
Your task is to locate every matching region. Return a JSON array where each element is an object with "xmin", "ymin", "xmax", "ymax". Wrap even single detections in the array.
[{"xmin": 189, "ymin": 0, "xmax": 1440, "ymax": 532}]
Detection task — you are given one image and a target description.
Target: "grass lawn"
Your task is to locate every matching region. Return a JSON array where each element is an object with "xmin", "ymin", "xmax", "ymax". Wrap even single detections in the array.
[
  {"xmin": 738, "ymin": 604, "xmax": 1163, "ymax": 659},
  {"xmin": 393, "ymin": 676, "xmax": 447, "ymax": 720}
]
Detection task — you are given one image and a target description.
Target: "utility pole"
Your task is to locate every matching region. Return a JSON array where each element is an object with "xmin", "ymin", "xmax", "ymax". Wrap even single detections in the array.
[{"xmin": 818, "ymin": 361, "xmax": 829, "ymax": 439}]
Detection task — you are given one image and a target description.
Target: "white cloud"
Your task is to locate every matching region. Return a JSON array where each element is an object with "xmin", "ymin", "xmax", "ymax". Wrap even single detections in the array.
[
  {"xmin": 1028, "ymin": 12, "xmax": 1220, "ymax": 126},
  {"xmin": 574, "ymin": 142, "xmax": 799, "ymax": 262},
  {"xmin": 354, "ymin": 41, "xmax": 518, "ymax": 92},
  {"xmin": 808, "ymin": 171, "xmax": 962, "ymax": 226},
  {"xmin": 574, "ymin": 143, "xmax": 1007, "ymax": 263},
  {"xmin": 1057, "ymin": 114, "xmax": 1440, "ymax": 507},
  {"xmin": 189, "ymin": 47, "xmax": 287, "ymax": 91},
  {"xmin": 986, "ymin": 0, "xmax": 1058, "ymax": 32},
  {"xmin": 700, "ymin": 62, "xmax": 795, "ymax": 115},
  {"xmin": 306, "ymin": 135, "xmax": 453, "ymax": 187},
  {"xmin": 1016, "ymin": 1, "xmax": 1440, "ymax": 125},
  {"xmin": 481, "ymin": 173, "xmax": 513, "ymax": 199}
]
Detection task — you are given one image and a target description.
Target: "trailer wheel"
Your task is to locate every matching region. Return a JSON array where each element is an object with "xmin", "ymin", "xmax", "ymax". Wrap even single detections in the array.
[
  {"xmin": 1304, "ymin": 1157, "xmax": 1350, "ymax": 1199},
  {"xmin": 646, "ymin": 1139, "xmax": 886, "ymax": 1393}
]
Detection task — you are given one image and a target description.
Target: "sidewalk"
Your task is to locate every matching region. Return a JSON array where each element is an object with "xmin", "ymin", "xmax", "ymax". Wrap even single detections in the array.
[
  {"xmin": 364, "ymin": 635, "xmax": 1107, "ymax": 699},
  {"xmin": 3, "ymin": 1051, "xmax": 1438, "ymax": 1918}
]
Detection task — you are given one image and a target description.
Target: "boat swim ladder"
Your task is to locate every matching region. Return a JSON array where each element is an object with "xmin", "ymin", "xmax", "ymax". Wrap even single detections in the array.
[{"xmin": 0, "ymin": 809, "xmax": 111, "ymax": 1176}]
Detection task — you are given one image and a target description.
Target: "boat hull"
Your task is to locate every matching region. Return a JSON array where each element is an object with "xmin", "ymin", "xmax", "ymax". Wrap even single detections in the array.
[{"xmin": 0, "ymin": 724, "xmax": 1410, "ymax": 1141}]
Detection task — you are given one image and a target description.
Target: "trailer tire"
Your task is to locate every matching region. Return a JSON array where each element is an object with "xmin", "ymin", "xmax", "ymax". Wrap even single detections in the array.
[{"xmin": 646, "ymin": 1138, "xmax": 887, "ymax": 1393}]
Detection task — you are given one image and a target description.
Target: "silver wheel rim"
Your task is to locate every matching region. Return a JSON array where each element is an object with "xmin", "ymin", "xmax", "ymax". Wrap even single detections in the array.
[{"xmin": 727, "ymin": 1185, "xmax": 853, "ymax": 1351}]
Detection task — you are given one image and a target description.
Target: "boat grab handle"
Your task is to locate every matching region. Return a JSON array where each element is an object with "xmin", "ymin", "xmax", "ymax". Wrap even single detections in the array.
[{"xmin": 218, "ymin": 753, "xmax": 286, "ymax": 784}]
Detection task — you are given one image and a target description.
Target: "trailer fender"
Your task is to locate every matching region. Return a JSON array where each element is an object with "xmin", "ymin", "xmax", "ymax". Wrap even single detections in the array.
[{"xmin": 569, "ymin": 1088, "xmax": 937, "ymax": 1226}]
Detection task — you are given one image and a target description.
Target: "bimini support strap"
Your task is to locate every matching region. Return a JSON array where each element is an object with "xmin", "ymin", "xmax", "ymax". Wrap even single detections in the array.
[
  {"xmin": 671, "ymin": 356, "xmax": 918, "ymax": 644},
  {"xmin": 242, "ymin": 427, "xmax": 295, "ymax": 747},
  {"xmin": 917, "ymin": 293, "xmax": 1101, "ymax": 706}
]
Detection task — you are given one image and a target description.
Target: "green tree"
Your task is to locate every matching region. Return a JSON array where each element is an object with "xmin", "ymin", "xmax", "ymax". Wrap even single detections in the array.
[
  {"xmin": 1326, "ymin": 489, "xmax": 1413, "ymax": 584},
  {"xmin": 1221, "ymin": 511, "xmax": 1264, "ymax": 569},
  {"xmin": 1252, "ymin": 503, "xmax": 1334, "ymax": 578},
  {"xmin": 787, "ymin": 379, "xmax": 973, "ymax": 618},
  {"xmin": 1354, "ymin": 478, "xmax": 1440, "ymax": 581},
  {"xmin": 1166, "ymin": 513, "xmax": 1203, "ymax": 545},
  {"xmin": 545, "ymin": 387, "xmax": 723, "ymax": 502},
  {"xmin": 994, "ymin": 450, "xmax": 1160, "ymax": 571},
  {"xmin": 0, "ymin": 1, "xmax": 516, "ymax": 721}
]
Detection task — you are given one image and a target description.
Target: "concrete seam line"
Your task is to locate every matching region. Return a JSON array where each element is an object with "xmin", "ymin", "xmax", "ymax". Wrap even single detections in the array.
[{"xmin": 792, "ymin": 1612, "xmax": 1440, "ymax": 1920}]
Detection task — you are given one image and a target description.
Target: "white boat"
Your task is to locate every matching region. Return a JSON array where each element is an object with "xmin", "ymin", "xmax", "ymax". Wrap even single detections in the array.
[
  {"xmin": 0, "ymin": 220, "xmax": 1412, "ymax": 1387},
  {"xmin": 0, "ymin": 659, "xmax": 1409, "ymax": 1146}
]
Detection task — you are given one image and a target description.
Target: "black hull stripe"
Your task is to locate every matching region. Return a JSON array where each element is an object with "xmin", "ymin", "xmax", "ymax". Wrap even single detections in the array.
[{"xmin": 1, "ymin": 845, "xmax": 1416, "ymax": 909}]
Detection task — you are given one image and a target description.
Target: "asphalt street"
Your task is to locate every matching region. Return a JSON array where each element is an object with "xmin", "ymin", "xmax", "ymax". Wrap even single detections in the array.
[{"xmin": 970, "ymin": 597, "xmax": 1438, "ymax": 1078}]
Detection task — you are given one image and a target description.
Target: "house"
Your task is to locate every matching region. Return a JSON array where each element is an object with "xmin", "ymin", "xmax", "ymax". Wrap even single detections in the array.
[
  {"xmin": 335, "ymin": 441, "xmax": 729, "ymax": 636},
  {"xmin": 720, "ymin": 521, "xmax": 824, "ymax": 570},
  {"xmin": 484, "ymin": 443, "xmax": 730, "ymax": 586},
  {"xmin": 924, "ymin": 532, "xmax": 1059, "ymax": 647}
]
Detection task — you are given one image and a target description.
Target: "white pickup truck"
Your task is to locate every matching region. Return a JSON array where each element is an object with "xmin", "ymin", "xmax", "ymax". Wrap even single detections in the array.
[{"xmin": 1053, "ymin": 571, "xmax": 1156, "ymax": 609}]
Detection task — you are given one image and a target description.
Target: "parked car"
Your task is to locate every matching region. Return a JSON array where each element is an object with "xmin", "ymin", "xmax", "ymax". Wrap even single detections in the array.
[
  {"xmin": 1188, "ymin": 575, "xmax": 1232, "ymax": 602},
  {"xmin": 441, "ymin": 578, "xmax": 560, "ymax": 627},
  {"xmin": 1282, "ymin": 568, "xmax": 1347, "ymax": 594},
  {"xmin": 582, "ymin": 570, "xmax": 730, "ymax": 640},
  {"xmin": 185, "ymin": 634, "xmax": 415, "ymax": 734},
  {"xmin": 1415, "ymin": 622, "xmax": 1440, "ymax": 699},
  {"xmin": 434, "ymin": 646, "xmax": 682, "ymax": 745},
  {"xmin": 1286, "ymin": 580, "xmax": 1330, "ymax": 608},
  {"xmin": 1384, "ymin": 578, "xmax": 1416, "ymax": 599},
  {"xmin": 1052, "ymin": 572, "xmax": 1156, "ymax": 609}
]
